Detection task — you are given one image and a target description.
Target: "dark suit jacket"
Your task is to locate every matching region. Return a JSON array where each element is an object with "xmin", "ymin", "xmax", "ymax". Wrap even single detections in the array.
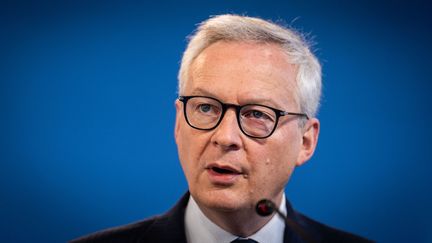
[{"xmin": 70, "ymin": 192, "xmax": 373, "ymax": 243}]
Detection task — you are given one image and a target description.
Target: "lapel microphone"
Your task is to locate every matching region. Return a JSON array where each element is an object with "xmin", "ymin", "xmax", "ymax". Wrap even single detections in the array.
[{"xmin": 256, "ymin": 199, "xmax": 317, "ymax": 243}]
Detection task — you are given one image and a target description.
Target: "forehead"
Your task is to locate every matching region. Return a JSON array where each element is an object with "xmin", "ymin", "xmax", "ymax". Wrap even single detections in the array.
[{"xmin": 186, "ymin": 41, "xmax": 299, "ymax": 109}]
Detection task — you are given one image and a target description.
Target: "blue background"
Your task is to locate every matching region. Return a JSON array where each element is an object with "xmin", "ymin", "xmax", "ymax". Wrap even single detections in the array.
[{"xmin": 1, "ymin": 1, "xmax": 431, "ymax": 242}]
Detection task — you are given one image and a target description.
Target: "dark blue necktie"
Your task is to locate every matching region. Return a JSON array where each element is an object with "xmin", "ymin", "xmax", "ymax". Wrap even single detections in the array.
[{"xmin": 230, "ymin": 238, "xmax": 258, "ymax": 243}]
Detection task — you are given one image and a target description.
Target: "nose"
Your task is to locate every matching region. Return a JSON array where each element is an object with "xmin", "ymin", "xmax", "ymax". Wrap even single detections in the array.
[{"xmin": 210, "ymin": 108, "xmax": 243, "ymax": 150}]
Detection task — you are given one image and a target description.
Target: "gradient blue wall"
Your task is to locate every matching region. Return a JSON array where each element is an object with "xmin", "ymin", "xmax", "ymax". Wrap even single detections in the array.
[{"xmin": 1, "ymin": 1, "xmax": 431, "ymax": 242}]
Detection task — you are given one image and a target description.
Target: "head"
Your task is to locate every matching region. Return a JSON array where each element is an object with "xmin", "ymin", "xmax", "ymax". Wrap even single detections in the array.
[
  {"xmin": 178, "ymin": 14, "xmax": 322, "ymax": 119},
  {"xmin": 174, "ymin": 14, "xmax": 321, "ymax": 225}
]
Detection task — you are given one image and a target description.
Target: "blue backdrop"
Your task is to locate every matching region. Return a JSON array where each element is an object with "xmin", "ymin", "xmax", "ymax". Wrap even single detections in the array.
[{"xmin": 1, "ymin": 1, "xmax": 431, "ymax": 242}]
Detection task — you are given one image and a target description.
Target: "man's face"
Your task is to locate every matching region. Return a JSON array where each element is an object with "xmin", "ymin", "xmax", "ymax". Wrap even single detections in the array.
[{"xmin": 175, "ymin": 41, "xmax": 318, "ymax": 213}]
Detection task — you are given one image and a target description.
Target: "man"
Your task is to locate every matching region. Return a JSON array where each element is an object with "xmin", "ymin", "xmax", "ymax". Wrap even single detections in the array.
[{"xmin": 71, "ymin": 14, "xmax": 372, "ymax": 243}]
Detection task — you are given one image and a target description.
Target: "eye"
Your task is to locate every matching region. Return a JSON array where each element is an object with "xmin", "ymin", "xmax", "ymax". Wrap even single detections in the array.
[
  {"xmin": 195, "ymin": 103, "xmax": 220, "ymax": 116},
  {"xmin": 199, "ymin": 104, "xmax": 211, "ymax": 112},
  {"xmin": 243, "ymin": 109, "xmax": 273, "ymax": 121},
  {"xmin": 188, "ymin": 97, "xmax": 222, "ymax": 117},
  {"xmin": 240, "ymin": 104, "xmax": 277, "ymax": 123},
  {"xmin": 251, "ymin": 110, "xmax": 264, "ymax": 119}
]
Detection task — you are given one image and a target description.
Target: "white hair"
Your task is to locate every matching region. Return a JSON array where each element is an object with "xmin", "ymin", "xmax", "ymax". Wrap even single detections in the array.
[{"xmin": 178, "ymin": 14, "xmax": 322, "ymax": 118}]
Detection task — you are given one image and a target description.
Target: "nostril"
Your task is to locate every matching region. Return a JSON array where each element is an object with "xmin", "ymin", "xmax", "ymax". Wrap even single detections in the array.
[
  {"xmin": 227, "ymin": 144, "xmax": 240, "ymax": 150},
  {"xmin": 212, "ymin": 139, "xmax": 240, "ymax": 151}
]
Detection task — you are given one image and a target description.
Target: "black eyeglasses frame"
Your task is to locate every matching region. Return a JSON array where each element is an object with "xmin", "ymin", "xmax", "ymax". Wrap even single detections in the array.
[{"xmin": 178, "ymin": 95, "xmax": 309, "ymax": 139}]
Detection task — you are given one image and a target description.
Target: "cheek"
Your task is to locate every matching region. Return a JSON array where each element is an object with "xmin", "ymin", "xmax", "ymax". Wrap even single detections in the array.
[
  {"xmin": 274, "ymin": 126, "xmax": 303, "ymax": 161},
  {"xmin": 262, "ymin": 154, "xmax": 295, "ymax": 182},
  {"xmin": 252, "ymin": 132, "xmax": 301, "ymax": 186},
  {"xmin": 176, "ymin": 127, "xmax": 194, "ymax": 176},
  {"xmin": 177, "ymin": 126, "xmax": 208, "ymax": 177},
  {"xmin": 248, "ymin": 153, "xmax": 294, "ymax": 200}
]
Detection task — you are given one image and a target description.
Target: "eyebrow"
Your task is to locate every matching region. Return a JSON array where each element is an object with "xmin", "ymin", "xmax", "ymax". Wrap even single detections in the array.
[
  {"xmin": 188, "ymin": 87, "xmax": 287, "ymax": 110},
  {"xmin": 189, "ymin": 87, "xmax": 217, "ymax": 97}
]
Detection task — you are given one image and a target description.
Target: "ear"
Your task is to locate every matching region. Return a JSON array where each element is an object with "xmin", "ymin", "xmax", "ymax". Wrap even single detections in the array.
[
  {"xmin": 174, "ymin": 99, "xmax": 182, "ymax": 143},
  {"xmin": 295, "ymin": 118, "xmax": 320, "ymax": 166}
]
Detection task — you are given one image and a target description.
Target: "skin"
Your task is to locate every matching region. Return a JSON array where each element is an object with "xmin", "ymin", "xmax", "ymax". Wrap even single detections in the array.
[{"xmin": 174, "ymin": 41, "xmax": 320, "ymax": 237}]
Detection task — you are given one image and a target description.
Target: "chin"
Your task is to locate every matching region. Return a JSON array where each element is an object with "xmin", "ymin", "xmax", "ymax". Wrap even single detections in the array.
[{"xmin": 194, "ymin": 188, "xmax": 251, "ymax": 212}]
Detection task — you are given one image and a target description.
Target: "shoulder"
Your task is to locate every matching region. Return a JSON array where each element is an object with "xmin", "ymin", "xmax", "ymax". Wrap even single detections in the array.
[
  {"xmin": 294, "ymin": 212, "xmax": 374, "ymax": 243},
  {"xmin": 70, "ymin": 193, "xmax": 190, "ymax": 243},
  {"xmin": 69, "ymin": 216, "xmax": 160, "ymax": 243},
  {"xmin": 284, "ymin": 198, "xmax": 373, "ymax": 242}
]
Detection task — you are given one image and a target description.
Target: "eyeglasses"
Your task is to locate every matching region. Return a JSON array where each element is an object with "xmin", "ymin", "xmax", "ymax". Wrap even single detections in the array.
[{"xmin": 178, "ymin": 96, "xmax": 309, "ymax": 139}]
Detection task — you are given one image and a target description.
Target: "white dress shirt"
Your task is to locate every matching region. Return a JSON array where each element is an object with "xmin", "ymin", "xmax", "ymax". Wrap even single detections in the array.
[{"xmin": 184, "ymin": 194, "xmax": 287, "ymax": 243}]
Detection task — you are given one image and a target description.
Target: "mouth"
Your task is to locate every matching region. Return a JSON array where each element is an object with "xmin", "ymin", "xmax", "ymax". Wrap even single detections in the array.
[
  {"xmin": 205, "ymin": 164, "xmax": 244, "ymax": 185},
  {"xmin": 208, "ymin": 165, "xmax": 241, "ymax": 175}
]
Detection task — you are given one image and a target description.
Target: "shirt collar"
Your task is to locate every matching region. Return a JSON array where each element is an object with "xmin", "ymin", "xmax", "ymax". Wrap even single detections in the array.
[{"xmin": 184, "ymin": 195, "xmax": 286, "ymax": 243}]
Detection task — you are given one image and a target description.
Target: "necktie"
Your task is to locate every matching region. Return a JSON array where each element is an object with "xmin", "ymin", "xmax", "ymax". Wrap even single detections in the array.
[{"xmin": 230, "ymin": 238, "xmax": 258, "ymax": 243}]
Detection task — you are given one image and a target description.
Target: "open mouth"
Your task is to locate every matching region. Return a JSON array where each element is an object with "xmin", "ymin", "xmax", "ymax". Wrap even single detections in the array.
[
  {"xmin": 206, "ymin": 164, "xmax": 244, "ymax": 184},
  {"xmin": 211, "ymin": 167, "xmax": 236, "ymax": 174},
  {"xmin": 209, "ymin": 166, "xmax": 241, "ymax": 175}
]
